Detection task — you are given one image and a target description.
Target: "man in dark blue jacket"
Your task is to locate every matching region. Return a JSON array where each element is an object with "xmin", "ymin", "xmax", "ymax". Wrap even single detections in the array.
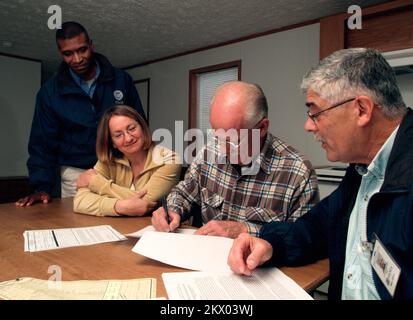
[
  {"xmin": 15, "ymin": 21, "xmax": 145, "ymax": 206},
  {"xmin": 228, "ymin": 48, "xmax": 413, "ymax": 299}
]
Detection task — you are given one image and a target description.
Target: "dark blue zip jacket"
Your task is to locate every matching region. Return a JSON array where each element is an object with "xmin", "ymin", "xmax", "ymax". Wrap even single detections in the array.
[
  {"xmin": 27, "ymin": 53, "xmax": 145, "ymax": 194},
  {"xmin": 260, "ymin": 108, "xmax": 413, "ymax": 300}
]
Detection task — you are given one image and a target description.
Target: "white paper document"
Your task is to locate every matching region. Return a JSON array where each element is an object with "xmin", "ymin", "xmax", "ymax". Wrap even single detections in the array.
[
  {"xmin": 125, "ymin": 225, "xmax": 195, "ymax": 238},
  {"xmin": 0, "ymin": 277, "xmax": 156, "ymax": 300},
  {"xmin": 162, "ymin": 268, "xmax": 313, "ymax": 300},
  {"xmin": 24, "ymin": 225, "xmax": 127, "ymax": 252},
  {"xmin": 132, "ymin": 232, "xmax": 233, "ymax": 272}
]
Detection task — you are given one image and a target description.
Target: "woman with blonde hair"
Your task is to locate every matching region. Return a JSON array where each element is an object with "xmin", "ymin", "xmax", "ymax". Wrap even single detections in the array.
[{"xmin": 74, "ymin": 105, "xmax": 181, "ymax": 216}]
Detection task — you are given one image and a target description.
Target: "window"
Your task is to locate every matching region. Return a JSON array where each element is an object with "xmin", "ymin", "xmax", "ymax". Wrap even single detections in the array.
[
  {"xmin": 383, "ymin": 49, "xmax": 413, "ymax": 107},
  {"xmin": 189, "ymin": 61, "xmax": 241, "ymax": 132}
]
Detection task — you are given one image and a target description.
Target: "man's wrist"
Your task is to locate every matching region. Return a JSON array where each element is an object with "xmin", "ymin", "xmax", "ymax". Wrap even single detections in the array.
[
  {"xmin": 35, "ymin": 189, "xmax": 51, "ymax": 196},
  {"xmin": 167, "ymin": 205, "xmax": 183, "ymax": 218}
]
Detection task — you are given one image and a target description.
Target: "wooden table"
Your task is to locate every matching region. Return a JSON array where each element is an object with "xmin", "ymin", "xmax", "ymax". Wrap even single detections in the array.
[{"xmin": 0, "ymin": 198, "xmax": 329, "ymax": 298}]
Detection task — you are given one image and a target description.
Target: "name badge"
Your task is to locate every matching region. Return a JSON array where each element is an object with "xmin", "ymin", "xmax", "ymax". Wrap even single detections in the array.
[{"xmin": 370, "ymin": 234, "xmax": 401, "ymax": 297}]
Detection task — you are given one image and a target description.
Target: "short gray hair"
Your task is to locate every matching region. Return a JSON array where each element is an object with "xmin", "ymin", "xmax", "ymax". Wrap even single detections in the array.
[
  {"xmin": 243, "ymin": 82, "xmax": 268, "ymax": 126},
  {"xmin": 301, "ymin": 48, "xmax": 406, "ymax": 119}
]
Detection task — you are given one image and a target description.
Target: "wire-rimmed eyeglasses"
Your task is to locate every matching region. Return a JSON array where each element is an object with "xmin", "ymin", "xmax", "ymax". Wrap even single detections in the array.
[
  {"xmin": 306, "ymin": 97, "xmax": 356, "ymax": 124},
  {"xmin": 209, "ymin": 117, "xmax": 265, "ymax": 149}
]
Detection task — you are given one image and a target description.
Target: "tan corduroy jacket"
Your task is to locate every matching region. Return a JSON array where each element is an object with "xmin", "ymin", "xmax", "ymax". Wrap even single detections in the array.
[{"xmin": 73, "ymin": 144, "xmax": 181, "ymax": 216}]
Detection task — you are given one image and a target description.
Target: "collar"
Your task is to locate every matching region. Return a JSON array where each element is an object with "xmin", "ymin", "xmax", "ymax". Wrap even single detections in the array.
[
  {"xmin": 205, "ymin": 132, "xmax": 291, "ymax": 176},
  {"xmin": 368, "ymin": 125, "xmax": 399, "ymax": 179},
  {"xmin": 356, "ymin": 125, "xmax": 399, "ymax": 180},
  {"xmin": 112, "ymin": 144, "xmax": 165, "ymax": 173},
  {"xmin": 256, "ymin": 133, "xmax": 279, "ymax": 175},
  {"xmin": 239, "ymin": 133, "xmax": 272, "ymax": 175},
  {"xmin": 207, "ymin": 133, "xmax": 272, "ymax": 176},
  {"xmin": 56, "ymin": 53, "xmax": 114, "ymax": 95},
  {"xmin": 69, "ymin": 61, "xmax": 100, "ymax": 89},
  {"xmin": 381, "ymin": 108, "xmax": 413, "ymax": 190}
]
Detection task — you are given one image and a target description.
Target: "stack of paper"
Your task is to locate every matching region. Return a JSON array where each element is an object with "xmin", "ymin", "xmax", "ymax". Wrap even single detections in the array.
[
  {"xmin": 162, "ymin": 269, "xmax": 313, "ymax": 300},
  {"xmin": 132, "ymin": 231, "xmax": 313, "ymax": 300},
  {"xmin": 0, "ymin": 277, "xmax": 156, "ymax": 300},
  {"xmin": 24, "ymin": 225, "xmax": 127, "ymax": 252}
]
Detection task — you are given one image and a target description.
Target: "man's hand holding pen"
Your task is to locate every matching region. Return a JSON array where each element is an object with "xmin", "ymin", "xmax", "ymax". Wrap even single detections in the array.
[
  {"xmin": 151, "ymin": 196, "xmax": 181, "ymax": 232},
  {"xmin": 162, "ymin": 196, "xmax": 170, "ymax": 225}
]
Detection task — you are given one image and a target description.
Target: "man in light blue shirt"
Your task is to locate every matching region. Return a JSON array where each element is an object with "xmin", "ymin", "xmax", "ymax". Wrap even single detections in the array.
[
  {"xmin": 342, "ymin": 126, "xmax": 398, "ymax": 299},
  {"xmin": 69, "ymin": 61, "xmax": 100, "ymax": 98},
  {"xmin": 227, "ymin": 48, "xmax": 413, "ymax": 300}
]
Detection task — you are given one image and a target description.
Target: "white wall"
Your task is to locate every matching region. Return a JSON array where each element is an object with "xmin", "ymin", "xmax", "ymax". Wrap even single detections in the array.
[
  {"xmin": 397, "ymin": 73, "xmax": 413, "ymax": 107},
  {"xmin": 0, "ymin": 55, "xmax": 41, "ymax": 177},
  {"xmin": 128, "ymin": 23, "xmax": 333, "ymax": 167}
]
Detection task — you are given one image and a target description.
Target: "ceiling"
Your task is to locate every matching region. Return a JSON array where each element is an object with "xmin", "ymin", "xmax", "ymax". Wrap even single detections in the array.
[{"xmin": 0, "ymin": 0, "xmax": 388, "ymax": 76}]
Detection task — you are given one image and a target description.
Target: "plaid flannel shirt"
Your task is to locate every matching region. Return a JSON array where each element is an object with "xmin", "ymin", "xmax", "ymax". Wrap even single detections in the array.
[{"xmin": 167, "ymin": 133, "xmax": 319, "ymax": 236}]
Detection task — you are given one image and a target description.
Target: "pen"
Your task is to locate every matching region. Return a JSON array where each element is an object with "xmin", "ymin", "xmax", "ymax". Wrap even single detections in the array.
[{"xmin": 162, "ymin": 196, "xmax": 170, "ymax": 225}]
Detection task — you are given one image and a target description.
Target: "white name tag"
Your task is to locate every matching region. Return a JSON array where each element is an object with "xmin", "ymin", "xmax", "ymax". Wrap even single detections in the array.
[{"xmin": 370, "ymin": 235, "xmax": 401, "ymax": 297}]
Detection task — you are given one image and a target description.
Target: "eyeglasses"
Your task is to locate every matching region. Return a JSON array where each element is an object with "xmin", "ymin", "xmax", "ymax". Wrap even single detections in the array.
[
  {"xmin": 306, "ymin": 97, "xmax": 356, "ymax": 124},
  {"xmin": 210, "ymin": 135, "xmax": 245, "ymax": 149},
  {"xmin": 210, "ymin": 117, "xmax": 265, "ymax": 149},
  {"xmin": 111, "ymin": 123, "xmax": 140, "ymax": 140}
]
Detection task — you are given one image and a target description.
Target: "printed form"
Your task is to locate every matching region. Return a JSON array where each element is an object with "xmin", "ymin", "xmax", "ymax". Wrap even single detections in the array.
[
  {"xmin": 162, "ymin": 269, "xmax": 313, "ymax": 300},
  {"xmin": 23, "ymin": 225, "xmax": 127, "ymax": 252},
  {"xmin": 0, "ymin": 277, "xmax": 156, "ymax": 300}
]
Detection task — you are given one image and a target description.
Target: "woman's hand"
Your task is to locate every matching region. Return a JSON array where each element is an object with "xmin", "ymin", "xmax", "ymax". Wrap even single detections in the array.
[{"xmin": 114, "ymin": 190, "xmax": 157, "ymax": 216}]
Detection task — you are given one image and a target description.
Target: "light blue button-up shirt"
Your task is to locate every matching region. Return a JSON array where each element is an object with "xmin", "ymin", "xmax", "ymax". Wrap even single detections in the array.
[
  {"xmin": 341, "ymin": 126, "xmax": 399, "ymax": 300},
  {"xmin": 69, "ymin": 62, "xmax": 100, "ymax": 98}
]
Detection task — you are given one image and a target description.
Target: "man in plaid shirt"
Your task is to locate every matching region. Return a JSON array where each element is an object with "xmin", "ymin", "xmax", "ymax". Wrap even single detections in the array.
[{"xmin": 152, "ymin": 81, "xmax": 319, "ymax": 238}]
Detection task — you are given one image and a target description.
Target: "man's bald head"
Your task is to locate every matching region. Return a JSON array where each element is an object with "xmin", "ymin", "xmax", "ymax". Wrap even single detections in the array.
[{"xmin": 209, "ymin": 81, "xmax": 268, "ymax": 130}]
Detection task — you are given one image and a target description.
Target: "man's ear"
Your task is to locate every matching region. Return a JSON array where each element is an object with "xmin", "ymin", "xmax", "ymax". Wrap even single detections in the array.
[
  {"xmin": 259, "ymin": 118, "xmax": 269, "ymax": 138},
  {"xmin": 355, "ymin": 96, "xmax": 375, "ymax": 127}
]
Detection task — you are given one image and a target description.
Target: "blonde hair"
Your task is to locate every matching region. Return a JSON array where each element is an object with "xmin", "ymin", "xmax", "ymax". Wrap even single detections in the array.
[{"xmin": 96, "ymin": 105, "xmax": 152, "ymax": 164}]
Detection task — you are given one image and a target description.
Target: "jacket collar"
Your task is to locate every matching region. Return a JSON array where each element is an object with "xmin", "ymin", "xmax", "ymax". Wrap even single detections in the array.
[
  {"xmin": 56, "ymin": 53, "xmax": 115, "ymax": 95},
  {"xmin": 112, "ymin": 144, "xmax": 164, "ymax": 174},
  {"xmin": 381, "ymin": 108, "xmax": 413, "ymax": 190}
]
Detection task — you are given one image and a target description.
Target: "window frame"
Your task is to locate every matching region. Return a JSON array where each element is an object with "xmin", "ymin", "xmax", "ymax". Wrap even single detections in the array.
[{"xmin": 188, "ymin": 60, "xmax": 241, "ymax": 130}]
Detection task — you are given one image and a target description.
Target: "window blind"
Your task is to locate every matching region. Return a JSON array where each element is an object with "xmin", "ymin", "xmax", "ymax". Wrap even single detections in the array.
[{"xmin": 197, "ymin": 67, "xmax": 238, "ymax": 133}]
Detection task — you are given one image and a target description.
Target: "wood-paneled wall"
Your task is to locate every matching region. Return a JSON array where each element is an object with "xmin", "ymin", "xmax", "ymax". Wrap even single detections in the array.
[{"xmin": 320, "ymin": 0, "xmax": 413, "ymax": 59}]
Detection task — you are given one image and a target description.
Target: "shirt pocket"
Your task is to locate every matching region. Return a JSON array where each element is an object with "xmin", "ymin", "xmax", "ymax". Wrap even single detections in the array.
[{"xmin": 200, "ymin": 188, "xmax": 224, "ymax": 219}]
